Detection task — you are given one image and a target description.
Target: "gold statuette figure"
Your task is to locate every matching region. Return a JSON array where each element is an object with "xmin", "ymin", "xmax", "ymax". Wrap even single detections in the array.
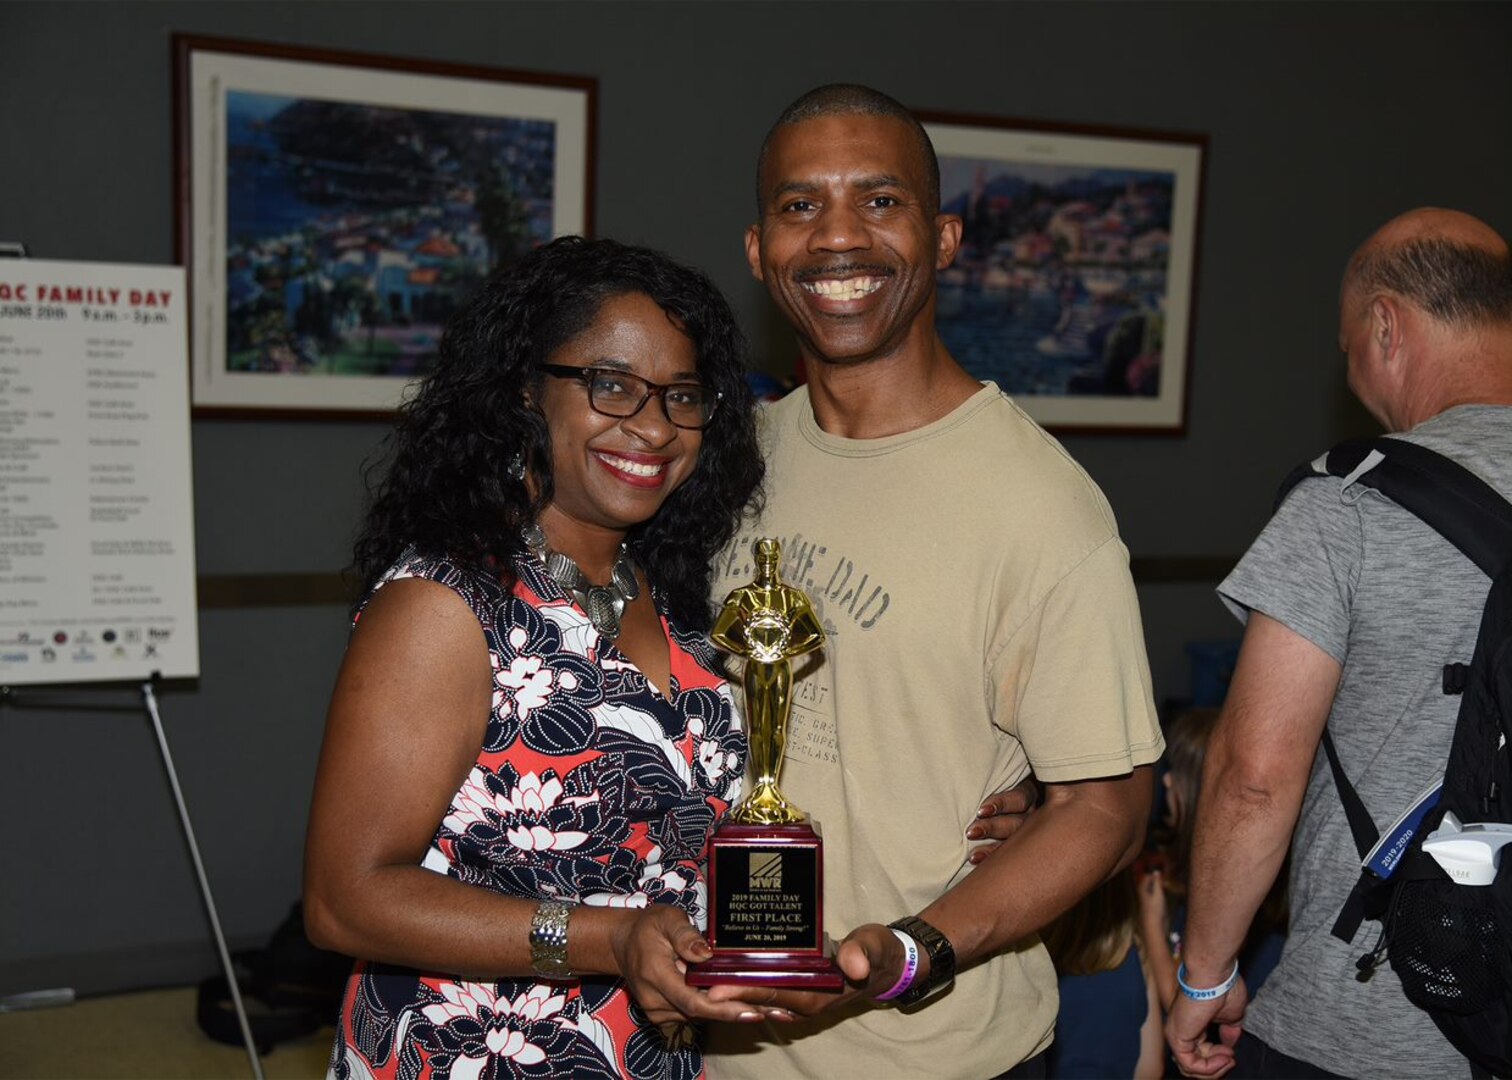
[
  {"xmin": 711, "ymin": 537, "xmax": 826, "ymax": 825},
  {"xmin": 688, "ymin": 537, "xmax": 840, "ymax": 988}
]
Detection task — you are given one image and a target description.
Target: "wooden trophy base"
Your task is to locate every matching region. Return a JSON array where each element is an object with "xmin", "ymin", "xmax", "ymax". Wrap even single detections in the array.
[
  {"xmin": 686, "ymin": 951, "xmax": 843, "ymax": 989},
  {"xmin": 686, "ymin": 820, "xmax": 843, "ymax": 991}
]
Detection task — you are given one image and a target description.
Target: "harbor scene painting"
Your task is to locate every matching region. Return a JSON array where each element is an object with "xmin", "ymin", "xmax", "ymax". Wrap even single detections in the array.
[
  {"xmin": 923, "ymin": 117, "xmax": 1203, "ymax": 432},
  {"xmin": 224, "ymin": 90, "xmax": 557, "ymax": 380},
  {"xmin": 178, "ymin": 37, "xmax": 593, "ymax": 412}
]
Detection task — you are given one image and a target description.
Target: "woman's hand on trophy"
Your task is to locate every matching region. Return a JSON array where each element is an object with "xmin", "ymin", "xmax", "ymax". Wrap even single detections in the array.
[
  {"xmin": 595, "ymin": 904, "xmax": 775, "ymax": 1027},
  {"xmin": 966, "ymin": 773, "xmax": 1043, "ymax": 864}
]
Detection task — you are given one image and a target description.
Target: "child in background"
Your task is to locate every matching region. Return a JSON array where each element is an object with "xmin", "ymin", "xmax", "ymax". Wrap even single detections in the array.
[
  {"xmin": 1042, "ymin": 868, "xmax": 1165, "ymax": 1079},
  {"xmin": 1138, "ymin": 707, "xmax": 1288, "ymax": 1011}
]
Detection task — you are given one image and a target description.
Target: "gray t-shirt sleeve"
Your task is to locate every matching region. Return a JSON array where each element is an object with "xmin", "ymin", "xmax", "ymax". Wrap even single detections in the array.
[{"xmin": 1217, "ymin": 479, "xmax": 1363, "ymax": 663}]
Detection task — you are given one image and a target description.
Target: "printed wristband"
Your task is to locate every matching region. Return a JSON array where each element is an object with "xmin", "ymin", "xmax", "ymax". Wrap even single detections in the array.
[
  {"xmin": 874, "ymin": 928, "xmax": 921, "ymax": 1001},
  {"xmin": 1176, "ymin": 959, "xmax": 1239, "ymax": 1001},
  {"xmin": 889, "ymin": 915, "xmax": 956, "ymax": 1005}
]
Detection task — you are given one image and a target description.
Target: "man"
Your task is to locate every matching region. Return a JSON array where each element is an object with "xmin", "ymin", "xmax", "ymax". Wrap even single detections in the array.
[
  {"xmin": 704, "ymin": 84, "xmax": 1163, "ymax": 1078},
  {"xmin": 1166, "ymin": 208, "xmax": 1512, "ymax": 1078}
]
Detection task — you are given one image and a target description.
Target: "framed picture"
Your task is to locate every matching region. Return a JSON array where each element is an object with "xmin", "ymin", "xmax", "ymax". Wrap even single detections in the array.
[
  {"xmin": 173, "ymin": 35, "xmax": 595, "ymax": 416},
  {"xmin": 919, "ymin": 111, "xmax": 1205, "ymax": 434}
]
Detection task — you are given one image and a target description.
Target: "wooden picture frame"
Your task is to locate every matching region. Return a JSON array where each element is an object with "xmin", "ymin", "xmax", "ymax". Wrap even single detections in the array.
[
  {"xmin": 173, "ymin": 35, "xmax": 595, "ymax": 417},
  {"xmin": 918, "ymin": 110, "xmax": 1205, "ymax": 435}
]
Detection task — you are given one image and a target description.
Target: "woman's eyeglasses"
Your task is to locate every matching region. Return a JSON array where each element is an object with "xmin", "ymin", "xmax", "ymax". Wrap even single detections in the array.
[{"xmin": 538, "ymin": 365, "xmax": 721, "ymax": 430}]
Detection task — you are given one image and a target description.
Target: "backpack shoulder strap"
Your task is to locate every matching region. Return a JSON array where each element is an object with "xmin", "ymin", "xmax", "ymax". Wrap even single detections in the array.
[
  {"xmin": 1276, "ymin": 436, "xmax": 1512, "ymax": 944},
  {"xmin": 1276, "ymin": 436, "xmax": 1512, "ymax": 578}
]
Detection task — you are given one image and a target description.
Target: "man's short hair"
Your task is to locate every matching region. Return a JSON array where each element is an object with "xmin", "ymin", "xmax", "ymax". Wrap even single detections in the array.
[
  {"xmin": 756, "ymin": 84, "xmax": 941, "ymax": 216},
  {"xmin": 1352, "ymin": 237, "xmax": 1512, "ymax": 328}
]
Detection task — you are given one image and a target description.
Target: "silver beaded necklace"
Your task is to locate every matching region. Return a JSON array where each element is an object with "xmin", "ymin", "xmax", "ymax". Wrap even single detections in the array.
[{"xmin": 522, "ymin": 523, "xmax": 640, "ymax": 640}]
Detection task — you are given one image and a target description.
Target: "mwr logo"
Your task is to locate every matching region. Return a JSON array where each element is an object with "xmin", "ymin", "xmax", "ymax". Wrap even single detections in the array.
[{"xmin": 749, "ymin": 852, "xmax": 783, "ymax": 891}]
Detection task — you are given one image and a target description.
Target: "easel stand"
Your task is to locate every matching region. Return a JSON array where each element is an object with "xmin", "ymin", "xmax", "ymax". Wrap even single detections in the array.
[{"xmin": 0, "ymin": 677, "xmax": 265, "ymax": 1080}]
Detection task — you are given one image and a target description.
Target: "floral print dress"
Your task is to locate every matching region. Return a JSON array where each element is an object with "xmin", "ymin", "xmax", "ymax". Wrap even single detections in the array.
[{"xmin": 330, "ymin": 552, "xmax": 746, "ymax": 1080}]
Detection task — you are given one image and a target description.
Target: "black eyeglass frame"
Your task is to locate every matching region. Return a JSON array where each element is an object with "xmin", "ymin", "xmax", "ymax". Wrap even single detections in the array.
[{"xmin": 536, "ymin": 364, "xmax": 723, "ymax": 430}]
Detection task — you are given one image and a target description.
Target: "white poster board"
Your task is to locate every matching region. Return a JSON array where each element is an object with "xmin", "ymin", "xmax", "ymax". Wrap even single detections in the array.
[{"xmin": 0, "ymin": 258, "xmax": 199, "ymax": 684}]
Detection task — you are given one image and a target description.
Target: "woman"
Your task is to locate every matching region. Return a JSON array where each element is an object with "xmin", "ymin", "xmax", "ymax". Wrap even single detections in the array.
[
  {"xmin": 1040, "ymin": 869, "xmax": 1165, "ymax": 1079},
  {"xmin": 304, "ymin": 236, "xmax": 767, "ymax": 1079}
]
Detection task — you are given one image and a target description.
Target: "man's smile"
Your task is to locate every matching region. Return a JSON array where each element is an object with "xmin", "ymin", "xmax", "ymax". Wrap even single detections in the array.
[{"xmin": 801, "ymin": 276, "xmax": 886, "ymax": 302}]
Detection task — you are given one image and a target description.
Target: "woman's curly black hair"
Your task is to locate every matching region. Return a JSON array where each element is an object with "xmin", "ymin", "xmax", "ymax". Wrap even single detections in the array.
[{"xmin": 353, "ymin": 236, "xmax": 764, "ymax": 631}]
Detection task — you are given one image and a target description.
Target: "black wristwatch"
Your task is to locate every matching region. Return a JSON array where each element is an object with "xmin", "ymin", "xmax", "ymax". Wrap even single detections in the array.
[{"xmin": 888, "ymin": 915, "xmax": 956, "ymax": 1005}]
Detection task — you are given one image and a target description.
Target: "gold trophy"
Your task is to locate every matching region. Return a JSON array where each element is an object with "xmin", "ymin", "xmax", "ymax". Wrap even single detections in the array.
[{"xmin": 686, "ymin": 538, "xmax": 842, "ymax": 989}]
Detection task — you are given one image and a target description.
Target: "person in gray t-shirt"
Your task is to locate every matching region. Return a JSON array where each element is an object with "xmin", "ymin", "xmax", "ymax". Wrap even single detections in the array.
[{"xmin": 1166, "ymin": 207, "xmax": 1512, "ymax": 1080}]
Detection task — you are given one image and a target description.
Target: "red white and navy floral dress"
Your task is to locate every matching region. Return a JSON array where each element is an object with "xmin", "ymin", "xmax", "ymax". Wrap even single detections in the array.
[{"xmin": 329, "ymin": 551, "xmax": 746, "ymax": 1080}]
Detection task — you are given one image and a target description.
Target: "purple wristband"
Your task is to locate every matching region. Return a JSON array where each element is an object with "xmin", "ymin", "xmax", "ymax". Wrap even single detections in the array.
[{"xmin": 874, "ymin": 928, "xmax": 921, "ymax": 1001}]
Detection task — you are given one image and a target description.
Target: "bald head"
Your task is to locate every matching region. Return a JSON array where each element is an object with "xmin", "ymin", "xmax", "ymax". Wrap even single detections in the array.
[
  {"xmin": 1339, "ymin": 209, "xmax": 1512, "ymax": 429},
  {"xmin": 1344, "ymin": 208, "xmax": 1512, "ymax": 329}
]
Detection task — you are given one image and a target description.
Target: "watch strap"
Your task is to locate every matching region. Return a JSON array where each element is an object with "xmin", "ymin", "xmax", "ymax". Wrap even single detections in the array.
[{"xmin": 887, "ymin": 915, "xmax": 955, "ymax": 1005}]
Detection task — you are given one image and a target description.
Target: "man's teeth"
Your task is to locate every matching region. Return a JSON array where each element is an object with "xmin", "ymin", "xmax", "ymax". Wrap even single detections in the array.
[
  {"xmin": 804, "ymin": 277, "xmax": 883, "ymax": 301},
  {"xmin": 601, "ymin": 454, "xmax": 663, "ymax": 477}
]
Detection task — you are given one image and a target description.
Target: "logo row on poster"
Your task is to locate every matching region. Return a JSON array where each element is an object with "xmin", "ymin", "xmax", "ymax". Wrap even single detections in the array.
[{"xmin": 1, "ymin": 626, "xmax": 175, "ymax": 666}]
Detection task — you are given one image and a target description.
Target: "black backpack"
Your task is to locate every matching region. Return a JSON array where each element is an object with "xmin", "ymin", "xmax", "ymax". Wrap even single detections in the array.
[{"xmin": 1276, "ymin": 436, "xmax": 1512, "ymax": 1078}]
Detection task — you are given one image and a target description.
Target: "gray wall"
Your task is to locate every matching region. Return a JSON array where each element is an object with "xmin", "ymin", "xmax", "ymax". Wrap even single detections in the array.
[{"xmin": 2, "ymin": 0, "xmax": 1508, "ymax": 997}]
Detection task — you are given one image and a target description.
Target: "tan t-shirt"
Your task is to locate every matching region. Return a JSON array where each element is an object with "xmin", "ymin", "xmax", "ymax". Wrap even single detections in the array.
[{"xmin": 705, "ymin": 384, "xmax": 1163, "ymax": 1079}]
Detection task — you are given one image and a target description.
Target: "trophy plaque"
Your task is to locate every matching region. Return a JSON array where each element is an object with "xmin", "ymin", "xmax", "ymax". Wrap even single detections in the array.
[{"xmin": 687, "ymin": 538, "xmax": 843, "ymax": 990}]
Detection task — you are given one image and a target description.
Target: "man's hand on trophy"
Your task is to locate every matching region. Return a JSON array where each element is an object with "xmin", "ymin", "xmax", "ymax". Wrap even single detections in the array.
[
  {"xmin": 607, "ymin": 904, "xmax": 781, "ymax": 1027},
  {"xmin": 966, "ymin": 773, "xmax": 1042, "ymax": 864}
]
